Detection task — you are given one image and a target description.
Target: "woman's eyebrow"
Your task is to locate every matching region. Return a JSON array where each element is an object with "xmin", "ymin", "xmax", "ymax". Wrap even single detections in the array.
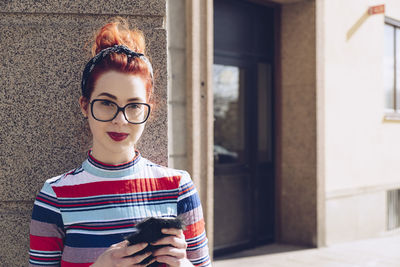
[
  {"xmin": 97, "ymin": 92, "xmax": 144, "ymax": 102},
  {"xmin": 127, "ymin": 97, "xmax": 143, "ymax": 102},
  {"xmin": 97, "ymin": 92, "xmax": 117, "ymax": 99}
]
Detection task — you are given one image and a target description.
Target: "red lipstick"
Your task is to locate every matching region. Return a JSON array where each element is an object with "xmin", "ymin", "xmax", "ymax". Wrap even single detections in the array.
[{"xmin": 107, "ymin": 132, "xmax": 129, "ymax": 142}]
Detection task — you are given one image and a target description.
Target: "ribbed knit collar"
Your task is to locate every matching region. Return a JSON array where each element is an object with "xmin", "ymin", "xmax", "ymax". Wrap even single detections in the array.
[{"xmin": 82, "ymin": 150, "xmax": 143, "ymax": 178}]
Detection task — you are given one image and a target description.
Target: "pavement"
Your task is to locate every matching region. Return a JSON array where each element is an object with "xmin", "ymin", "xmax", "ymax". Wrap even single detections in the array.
[{"xmin": 213, "ymin": 234, "xmax": 400, "ymax": 267}]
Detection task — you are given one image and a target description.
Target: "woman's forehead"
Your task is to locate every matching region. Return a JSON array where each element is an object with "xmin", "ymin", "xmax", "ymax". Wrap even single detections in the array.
[{"xmin": 92, "ymin": 71, "xmax": 147, "ymax": 101}]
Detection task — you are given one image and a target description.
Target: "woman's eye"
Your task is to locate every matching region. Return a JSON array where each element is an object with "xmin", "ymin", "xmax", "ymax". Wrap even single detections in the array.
[
  {"xmin": 100, "ymin": 100, "xmax": 113, "ymax": 106},
  {"xmin": 128, "ymin": 104, "xmax": 141, "ymax": 110}
]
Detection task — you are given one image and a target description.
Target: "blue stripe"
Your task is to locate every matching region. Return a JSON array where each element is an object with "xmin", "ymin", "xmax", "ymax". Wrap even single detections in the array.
[
  {"xmin": 191, "ymin": 255, "xmax": 210, "ymax": 265},
  {"xmin": 187, "ymin": 232, "xmax": 206, "ymax": 244},
  {"xmin": 187, "ymin": 240, "xmax": 208, "ymax": 251},
  {"xmin": 29, "ymin": 259, "xmax": 60, "ymax": 265},
  {"xmin": 31, "ymin": 205, "xmax": 63, "ymax": 228},
  {"xmin": 60, "ymin": 199, "xmax": 177, "ymax": 212},
  {"xmin": 179, "ymin": 181, "xmax": 194, "ymax": 193},
  {"xmin": 65, "ymin": 233, "xmax": 125, "ymax": 247},
  {"xmin": 177, "ymin": 193, "xmax": 201, "ymax": 214}
]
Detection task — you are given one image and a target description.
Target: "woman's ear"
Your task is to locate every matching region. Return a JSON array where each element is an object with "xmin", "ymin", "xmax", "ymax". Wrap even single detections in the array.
[{"xmin": 79, "ymin": 96, "xmax": 89, "ymax": 118}]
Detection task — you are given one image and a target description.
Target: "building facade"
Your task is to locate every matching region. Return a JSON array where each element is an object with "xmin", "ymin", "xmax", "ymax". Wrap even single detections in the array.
[
  {"xmin": 1, "ymin": 0, "xmax": 400, "ymax": 265},
  {"xmin": 167, "ymin": 0, "xmax": 400, "ymax": 255}
]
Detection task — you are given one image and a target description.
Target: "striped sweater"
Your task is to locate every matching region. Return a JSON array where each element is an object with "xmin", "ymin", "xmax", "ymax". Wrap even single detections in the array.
[{"xmin": 29, "ymin": 152, "xmax": 211, "ymax": 267}]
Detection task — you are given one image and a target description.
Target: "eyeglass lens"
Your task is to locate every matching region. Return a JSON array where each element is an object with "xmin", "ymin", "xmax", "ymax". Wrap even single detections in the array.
[{"xmin": 91, "ymin": 100, "xmax": 149, "ymax": 123}]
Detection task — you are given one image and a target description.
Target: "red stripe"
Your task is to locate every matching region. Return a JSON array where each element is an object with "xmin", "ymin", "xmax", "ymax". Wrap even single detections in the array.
[
  {"xmin": 184, "ymin": 219, "xmax": 205, "ymax": 239},
  {"xmin": 30, "ymin": 235, "xmax": 63, "ymax": 251},
  {"xmin": 52, "ymin": 177, "xmax": 180, "ymax": 198},
  {"xmin": 60, "ymin": 260, "xmax": 92, "ymax": 267},
  {"xmin": 180, "ymin": 184, "xmax": 195, "ymax": 195},
  {"xmin": 194, "ymin": 259, "xmax": 210, "ymax": 267},
  {"xmin": 36, "ymin": 196, "xmax": 59, "ymax": 207},
  {"xmin": 187, "ymin": 237, "xmax": 207, "ymax": 248}
]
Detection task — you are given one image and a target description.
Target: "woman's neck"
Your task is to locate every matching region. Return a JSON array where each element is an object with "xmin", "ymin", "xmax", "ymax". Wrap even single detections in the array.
[{"xmin": 90, "ymin": 146, "xmax": 136, "ymax": 165}]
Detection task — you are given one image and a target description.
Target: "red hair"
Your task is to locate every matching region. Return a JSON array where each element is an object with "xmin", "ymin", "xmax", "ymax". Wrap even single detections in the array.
[{"xmin": 84, "ymin": 18, "xmax": 153, "ymax": 101}]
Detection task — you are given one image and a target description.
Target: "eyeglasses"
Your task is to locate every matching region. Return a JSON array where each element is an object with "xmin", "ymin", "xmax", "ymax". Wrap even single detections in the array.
[{"xmin": 90, "ymin": 99, "xmax": 150, "ymax": 124}]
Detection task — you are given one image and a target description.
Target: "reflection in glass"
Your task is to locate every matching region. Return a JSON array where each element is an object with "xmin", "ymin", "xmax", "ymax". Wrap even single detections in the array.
[
  {"xmin": 384, "ymin": 24, "xmax": 395, "ymax": 110},
  {"xmin": 213, "ymin": 64, "xmax": 244, "ymax": 164}
]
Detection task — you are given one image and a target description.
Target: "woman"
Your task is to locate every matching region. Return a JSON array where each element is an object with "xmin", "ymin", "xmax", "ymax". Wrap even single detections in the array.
[{"xmin": 29, "ymin": 19, "xmax": 211, "ymax": 267}]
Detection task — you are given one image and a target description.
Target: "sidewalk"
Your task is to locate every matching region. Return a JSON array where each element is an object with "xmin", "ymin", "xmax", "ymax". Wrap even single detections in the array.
[{"xmin": 213, "ymin": 235, "xmax": 400, "ymax": 267}]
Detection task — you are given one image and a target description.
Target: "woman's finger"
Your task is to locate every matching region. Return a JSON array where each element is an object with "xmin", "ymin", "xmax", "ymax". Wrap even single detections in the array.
[
  {"xmin": 110, "ymin": 240, "xmax": 129, "ymax": 248},
  {"xmin": 112, "ymin": 242, "xmax": 148, "ymax": 258},
  {"xmin": 125, "ymin": 251, "xmax": 152, "ymax": 265},
  {"xmin": 161, "ymin": 228, "xmax": 184, "ymax": 238},
  {"xmin": 140, "ymin": 258, "xmax": 156, "ymax": 267},
  {"xmin": 151, "ymin": 236, "xmax": 187, "ymax": 249},
  {"xmin": 152, "ymin": 246, "xmax": 186, "ymax": 259},
  {"xmin": 125, "ymin": 242, "xmax": 149, "ymax": 256}
]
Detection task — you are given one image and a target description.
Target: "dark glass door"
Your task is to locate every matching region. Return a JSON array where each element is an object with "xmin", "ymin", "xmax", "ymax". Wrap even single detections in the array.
[{"xmin": 213, "ymin": 0, "xmax": 275, "ymax": 255}]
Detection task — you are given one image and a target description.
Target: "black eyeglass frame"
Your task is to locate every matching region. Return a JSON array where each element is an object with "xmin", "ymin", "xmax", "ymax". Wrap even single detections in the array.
[{"xmin": 89, "ymin": 99, "xmax": 151, "ymax": 124}]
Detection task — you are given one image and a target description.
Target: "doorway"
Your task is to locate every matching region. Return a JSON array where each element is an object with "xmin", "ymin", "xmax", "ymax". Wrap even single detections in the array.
[{"xmin": 213, "ymin": 0, "xmax": 276, "ymax": 255}]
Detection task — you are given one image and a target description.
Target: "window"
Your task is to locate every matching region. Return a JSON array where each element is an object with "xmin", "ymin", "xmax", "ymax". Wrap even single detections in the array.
[
  {"xmin": 387, "ymin": 189, "xmax": 400, "ymax": 230},
  {"xmin": 384, "ymin": 18, "xmax": 400, "ymax": 116}
]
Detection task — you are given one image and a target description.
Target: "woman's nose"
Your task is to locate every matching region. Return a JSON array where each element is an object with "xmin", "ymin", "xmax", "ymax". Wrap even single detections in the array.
[{"xmin": 112, "ymin": 110, "xmax": 129, "ymax": 125}]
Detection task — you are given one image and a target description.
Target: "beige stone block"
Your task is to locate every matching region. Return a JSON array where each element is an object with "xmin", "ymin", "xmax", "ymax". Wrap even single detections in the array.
[
  {"xmin": 168, "ymin": 103, "xmax": 187, "ymax": 156},
  {"xmin": 326, "ymin": 191, "xmax": 386, "ymax": 245},
  {"xmin": 326, "ymin": 196, "xmax": 358, "ymax": 245},
  {"xmin": 167, "ymin": 0, "xmax": 186, "ymax": 49},
  {"xmin": 168, "ymin": 155, "xmax": 187, "ymax": 170},
  {"xmin": 0, "ymin": 0, "xmax": 166, "ymax": 16},
  {"xmin": 168, "ymin": 48, "xmax": 187, "ymax": 103},
  {"xmin": 356, "ymin": 191, "xmax": 386, "ymax": 239}
]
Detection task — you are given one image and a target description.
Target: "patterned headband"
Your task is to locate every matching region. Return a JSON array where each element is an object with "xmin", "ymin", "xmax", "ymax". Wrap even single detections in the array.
[{"xmin": 81, "ymin": 45, "xmax": 154, "ymax": 97}]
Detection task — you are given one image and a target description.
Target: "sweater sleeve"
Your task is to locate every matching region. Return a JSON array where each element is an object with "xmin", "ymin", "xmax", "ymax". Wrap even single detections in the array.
[
  {"xmin": 177, "ymin": 171, "xmax": 211, "ymax": 267},
  {"xmin": 29, "ymin": 181, "xmax": 65, "ymax": 267}
]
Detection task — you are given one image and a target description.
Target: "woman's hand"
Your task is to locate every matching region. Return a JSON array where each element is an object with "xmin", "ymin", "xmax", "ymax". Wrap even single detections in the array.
[
  {"xmin": 90, "ymin": 240, "xmax": 155, "ymax": 267},
  {"xmin": 151, "ymin": 228, "xmax": 194, "ymax": 267}
]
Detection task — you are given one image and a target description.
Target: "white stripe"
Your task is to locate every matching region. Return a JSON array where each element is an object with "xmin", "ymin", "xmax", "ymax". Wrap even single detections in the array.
[
  {"xmin": 29, "ymin": 252, "xmax": 62, "ymax": 257},
  {"xmin": 62, "ymin": 203, "xmax": 178, "ymax": 225},
  {"xmin": 67, "ymin": 228, "xmax": 135, "ymax": 235}
]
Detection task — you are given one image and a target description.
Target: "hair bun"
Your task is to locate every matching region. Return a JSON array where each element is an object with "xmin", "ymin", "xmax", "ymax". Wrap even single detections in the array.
[{"xmin": 92, "ymin": 17, "xmax": 146, "ymax": 55}]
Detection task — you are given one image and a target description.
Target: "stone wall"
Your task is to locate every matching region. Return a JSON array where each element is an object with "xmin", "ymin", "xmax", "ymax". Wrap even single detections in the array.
[{"xmin": 0, "ymin": 1, "xmax": 167, "ymax": 265}]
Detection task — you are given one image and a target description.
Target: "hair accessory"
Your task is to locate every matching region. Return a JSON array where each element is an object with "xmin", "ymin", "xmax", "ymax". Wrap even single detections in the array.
[{"xmin": 81, "ymin": 45, "xmax": 153, "ymax": 98}]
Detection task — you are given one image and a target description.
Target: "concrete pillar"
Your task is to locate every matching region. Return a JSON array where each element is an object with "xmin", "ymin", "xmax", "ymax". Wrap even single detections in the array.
[{"xmin": 278, "ymin": 0, "xmax": 326, "ymax": 247}]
